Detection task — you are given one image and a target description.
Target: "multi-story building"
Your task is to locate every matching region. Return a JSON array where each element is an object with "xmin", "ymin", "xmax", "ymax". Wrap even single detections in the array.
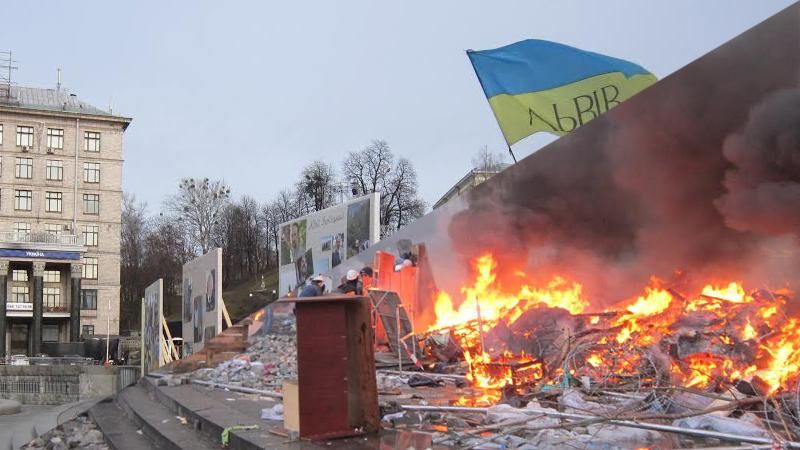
[
  {"xmin": 0, "ymin": 85, "xmax": 131, "ymax": 357},
  {"xmin": 431, "ymin": 164, "xmax": 510, "ymax": 210}
]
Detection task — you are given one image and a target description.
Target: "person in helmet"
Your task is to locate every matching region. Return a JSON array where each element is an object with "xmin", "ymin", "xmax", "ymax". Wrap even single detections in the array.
[
  {"xmin": 299, "ymin": 275, "xmax": 326, "ymax": 297},
  {"xmin": 337, "ymin": 269, "xmax": 362, "ymax": 295}
]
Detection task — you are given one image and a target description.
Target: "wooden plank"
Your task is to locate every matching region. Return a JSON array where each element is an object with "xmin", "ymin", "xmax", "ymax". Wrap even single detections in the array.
[
  {"xmin": 161, "ymin": 315, "xmax": 179, "ymax": 361},
  {"xmin": 282, "ymin": 379, "xmax": 300, "ymax": 432},
  {"xmin": 220, "ymin": 298, "xmax": 233, "ymax": 328}
]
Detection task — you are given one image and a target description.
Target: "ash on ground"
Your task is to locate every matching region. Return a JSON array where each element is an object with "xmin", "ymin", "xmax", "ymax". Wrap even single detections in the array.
[{"xmin": 22, "ymin": 414, "xmax": 108, "ymax": 450}]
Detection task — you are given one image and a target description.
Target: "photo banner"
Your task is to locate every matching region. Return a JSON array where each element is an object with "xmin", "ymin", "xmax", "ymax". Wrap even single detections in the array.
[
  {"xmin": 181, "ymin": 248, "xmax": 223, "ymax": 356},
  {"xmin": 278, "ymin": 193, "xmax": 380, "ymax": 296},
  {"xmin": 141, "ymin": 278, "xmax": 163, "ymax": 375}
]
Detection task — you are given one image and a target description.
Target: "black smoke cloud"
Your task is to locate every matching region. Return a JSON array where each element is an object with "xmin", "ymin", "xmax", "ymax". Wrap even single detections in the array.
[{"xmin": 716, "ymin": 89, "xmax": 800, "ymax": 236}]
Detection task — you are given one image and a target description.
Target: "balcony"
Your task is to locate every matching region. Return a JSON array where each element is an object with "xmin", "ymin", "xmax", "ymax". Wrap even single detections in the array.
[{"xmin": 0, "ymin": 232, "xmax": 85, "ymax": 253}]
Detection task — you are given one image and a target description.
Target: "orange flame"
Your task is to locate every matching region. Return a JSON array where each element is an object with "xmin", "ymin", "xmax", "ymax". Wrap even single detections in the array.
[{"xmin": 431, "ymin": 254, "xmax": 798, "ymax": 397}]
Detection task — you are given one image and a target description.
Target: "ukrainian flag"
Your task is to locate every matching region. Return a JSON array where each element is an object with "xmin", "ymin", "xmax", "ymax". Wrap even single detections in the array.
[{"xmin": 468, "ymin": 39, "xmax": 657, "ymax": 145}]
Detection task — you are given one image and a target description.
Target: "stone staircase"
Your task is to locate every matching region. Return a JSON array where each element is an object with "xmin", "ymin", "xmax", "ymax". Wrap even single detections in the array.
[
  {"xmin": 88, "ymin": 375, "xmax": 390, "ymax": 450},
  {"xmin": 167, "ymin": 321, "xmax": 252, "ymax": 374}
]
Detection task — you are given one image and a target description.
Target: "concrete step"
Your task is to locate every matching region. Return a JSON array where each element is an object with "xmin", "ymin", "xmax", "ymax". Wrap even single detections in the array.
[
  {"xmin": 140, "ymin": 377, "xmax": 388, "ymax": 450},
  {"xmin": 88, "ymin": 398, "xmax": 153, "ymax": 450},
  {"xmin": 116, "ymin": 384, "xmax": 219, "ymax": 450},
  {"xmin": 141, "ymin": 376, "xmax": 271, "ymax": 450}
]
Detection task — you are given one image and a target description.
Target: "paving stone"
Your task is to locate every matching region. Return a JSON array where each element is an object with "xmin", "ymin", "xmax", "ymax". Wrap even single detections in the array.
[
  {"xmin": 187, "ymin": 316, "xmax": 298, "ymax": 391},
  {"xmin": 20, "ymin": 415, "xmax": 109, "ymax": 450}
]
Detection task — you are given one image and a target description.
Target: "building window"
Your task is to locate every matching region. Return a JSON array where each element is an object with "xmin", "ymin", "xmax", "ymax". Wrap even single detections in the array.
[
  {"xmin": 0, "ymin": 124, "xmax": 3, "ymax": 145},
  {"xmin": 45, "ymin": 191, "xmax": 63, "ymax": 213},
  {"xmin": 14, "ymin": 190, "xmax": 32, "ymax": 210},
  {"xmin": 46, "ymin": 160, "xmax": 63, "ymax": 181},
  {"xmin": 13, "ymin": 222, "xmax": 31, "ymax": 235},
  {"xmin": 84, "ymin": 131, "xmax": 101, "ymax": 152},
  {"xmin": 47, "ymin": 128, "xmax": 64, "ymax": 150},
  {"xmin": 11, "ymin": 286, "xmax": 30, "ymax": 303},
  {"xmin": 82, "ymin": 225, "xmax": 99, "ymax": 246},
  {"xmin": 44, "ymin": 287, "xmax": 64, "ymax": 313},
  {"xmin": 43, "ymin": 270, "xmax": 61, "ymax": 283},
  {"xmin": 16, "ymin": 126, "xmax": 34, "ymax": 147},
  {"xmin": 45, "ymin": 223, "xmax": 63, "ymax": 236},
  {"xmin": 83, "ymin": 194, "xmax": 99, "ymax": 215},
  {"xmin": 81, "ymin": 289, "xmax": 98, "ymax": 310},
  {"xmin": 81, "ymin": 325, "xmax": 95, "ymax": 336},
  {"xmin": 12, "ymin": 269, "xmax": 28, "ymax": 282},
  {"xmin": 82, "ymin": 257, "xmax": 98, "ymax": 279},
  {"xmin": 15, "ymin": 157, "xmax": 32, "ymax": 179},
  {"xmin": 83, "ymin": 162, "xmax": 100, "ymax": 183},
  {"xmin": 42, "ymin": 324, "xmax": 60, "ymax": 342}
]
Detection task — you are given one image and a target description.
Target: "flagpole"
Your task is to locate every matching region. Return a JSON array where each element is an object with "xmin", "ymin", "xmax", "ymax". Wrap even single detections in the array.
[
  {"xmin": 507, "ymin": 145, "xmax": 517, "ymax": 163},
  {"xmin": 466, "ymin": 49, "xmax": 518, "ymax": 164}
]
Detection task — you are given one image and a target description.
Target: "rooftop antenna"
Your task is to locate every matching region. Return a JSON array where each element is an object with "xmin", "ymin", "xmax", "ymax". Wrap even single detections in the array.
[
  {"xmin": 0, "ymin": 50, "xmax": 18, "ymax": 101},
  {"xmin": 56, "ymin": 67, "xmax": 61, "ymax": 91}
]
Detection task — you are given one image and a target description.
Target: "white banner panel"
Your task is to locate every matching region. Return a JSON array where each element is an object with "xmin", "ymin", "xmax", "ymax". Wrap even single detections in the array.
[
  {"xmin": 278, "ymin": 193, "xmax": 380, "ymax": 296},
  {"xmin": 181, "ymin": 248, "xmax": 222, "ymax": 355}
]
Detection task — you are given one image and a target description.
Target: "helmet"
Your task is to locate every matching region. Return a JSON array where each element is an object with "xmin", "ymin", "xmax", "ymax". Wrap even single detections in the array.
[
  {"xmin": 346, "ymin": 269, "xmax": 359, "ymax": 281},
  {"xmin": 311, "ymin": 275, "xmax": 325, "ymax": 283}
]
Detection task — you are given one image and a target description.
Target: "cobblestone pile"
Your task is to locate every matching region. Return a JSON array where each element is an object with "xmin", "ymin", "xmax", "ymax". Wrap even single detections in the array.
[
  {"xmin": 22, "ymin": 415, "xmax": 109, "ymax": 450},
  {"xmin": 191, "ymin": 332, "xmax": 298, "ymax": 391}
]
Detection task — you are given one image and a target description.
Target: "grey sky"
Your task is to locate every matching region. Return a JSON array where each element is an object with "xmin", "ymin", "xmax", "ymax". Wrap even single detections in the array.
[{"xmin": 2, "ymin": 0, "xmax": 795, "ymax": 211}]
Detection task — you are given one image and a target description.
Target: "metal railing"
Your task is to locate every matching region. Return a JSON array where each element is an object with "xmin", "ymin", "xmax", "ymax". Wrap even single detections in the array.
[
  {"xmin": 44, "ymin": 300, "xmax": 70, "ymax": 313},
  {"xmin": 117, "ymin": 365, "xmax": 141, "ymax": 391},
  {"xmin": 0, "ymin": 376, "xmax": 80, "ymax": 404},
  {"xmin": 0, "ymin": 231, "xmax": 80, "ymax": 246}
]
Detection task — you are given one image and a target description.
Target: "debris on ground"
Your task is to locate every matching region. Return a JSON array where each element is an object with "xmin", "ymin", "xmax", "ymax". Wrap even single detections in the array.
[
  {"xmin": 188, "ymin": 316, "xmax": 297, "ymax": 391},
  {"xmin": 21, "ymin": 414, "xmax": 109, "ymax": 450}
]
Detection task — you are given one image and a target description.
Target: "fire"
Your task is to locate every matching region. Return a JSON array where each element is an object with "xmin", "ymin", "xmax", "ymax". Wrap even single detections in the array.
[
  {"xmin": 611, "ymin": 283, "xmax": 674, "ymax": 345},
  {"xmin": 431, "ymin": 254, "xmax": 587, "ymax": 330},
  {"xmin": 253, "ymin": 309, "xmax": 265, "ymax": 321},
  {"xmin": 429, "ymin": 254, "xmax": 584, "ymax": 390},
  {"xmin": 742, "ymin": 320, "xmax": 758, "ymax": 340},
  {"xmin": 586, "ymin": 353, "xmax": 603, "ymax": 368},
  {"xmin": 701, "ymin": 282, "xmax": 751, "ymax": 303},
  {"xmin": 427, "ymin": 254, "xmax": 799, "ymax": 399}
]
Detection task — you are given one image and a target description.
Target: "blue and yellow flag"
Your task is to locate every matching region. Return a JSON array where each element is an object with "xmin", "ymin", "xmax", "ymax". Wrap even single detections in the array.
[{"xmin": 468, "ymin": 39, "xmax": 657, "ymax": 145}]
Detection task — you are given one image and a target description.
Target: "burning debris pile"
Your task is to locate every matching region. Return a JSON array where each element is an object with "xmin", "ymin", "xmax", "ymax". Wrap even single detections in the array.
[
  {"xmin": 421, "ymin": 254, "xmax": 798, "ymax": 399},
  {"xmin": 368, "ymin": 253, "xmax": 800, "ymax": 447}
]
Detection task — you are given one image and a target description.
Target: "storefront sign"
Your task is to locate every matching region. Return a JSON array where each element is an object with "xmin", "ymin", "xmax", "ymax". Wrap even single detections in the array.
[
  {"xmin": 0, "ymin": 249, "xmax": 81, "ymax": 260},
  {"xmin": 7, "ymin": 302, "xmax": 33, "ymax": 311}
]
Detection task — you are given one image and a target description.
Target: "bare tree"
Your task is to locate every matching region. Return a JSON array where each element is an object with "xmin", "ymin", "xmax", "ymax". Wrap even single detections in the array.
[
  {"xmin": 215, "ymin": 195, "xmax": 269, "ymax": 283},
  {"xmin": 296, "ymin": 161, "xmax": 340, "ymax": 212},
  {"xmin": 165, "ymin": 177, "xmax": 231, "ymax": 254},
  {"xmin": 142, "ymin": 215, "xmax": 194, "ymax": 318},
  {"xmin": 471, "ymin": 145, "xmax": 508, "ymax": 171},
  {"xmin": 380, "ymin": 157, "xmax": 426, "ymax": 234},
  {"xmin": 120, "ymin": 194, "xmax": 148, "ymax": 331},
  {"xmin": 271, "ymin": 189, "xmax": 299, "ymax": 223},
  {"xmin": 342, "ymin": 140, "xmax": 393, "ymax": 196},
  {"xmin": 342, "ymin": 140, "xmax": 426, "ymax": 236}
]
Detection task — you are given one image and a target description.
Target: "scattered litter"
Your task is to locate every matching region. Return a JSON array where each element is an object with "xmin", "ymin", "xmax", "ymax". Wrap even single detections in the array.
[
  {"xmin": 260, "ymin": 404, "xmax": 284, "ymax": 421},
  {"xmin": 221, "ymin": 425, "xmax": 259, "ymax": 446}
]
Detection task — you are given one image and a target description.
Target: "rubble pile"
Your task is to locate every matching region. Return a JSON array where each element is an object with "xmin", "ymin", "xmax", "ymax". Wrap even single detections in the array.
[
  {"xmin": 22, "ymin": 414, "xmax": 109, "ymax": 450},
  {"xmin": 191, "ymin": 333, "xmax": 297, "ymax": 390},
  {"xmin": 383, "ymin": 387, "xmax": 798, "ymax": 449}
]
